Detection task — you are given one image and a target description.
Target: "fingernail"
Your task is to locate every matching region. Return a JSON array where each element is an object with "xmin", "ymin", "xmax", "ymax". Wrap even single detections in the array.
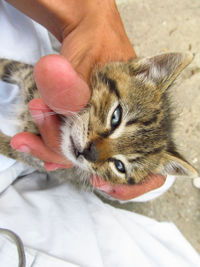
[
  {"xmin": 29, "ymin": 109, "xmax": 44, "ymax": 124},
  {"xmin": 15, "ymin": 145, "xmax": 30, "ymax": 153}
]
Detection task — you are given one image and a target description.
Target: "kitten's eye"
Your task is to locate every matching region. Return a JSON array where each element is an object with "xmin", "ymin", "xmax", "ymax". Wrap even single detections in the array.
[
  {"xmin": 111, "ymin": 105, "xmax": 122, "ymax": 129},
  {"xmin": 114, "ymin": 159, "xmax": 125, "ymax": 173}
]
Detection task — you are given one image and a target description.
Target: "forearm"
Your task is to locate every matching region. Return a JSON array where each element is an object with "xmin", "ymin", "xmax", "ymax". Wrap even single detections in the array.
[{"xmin": 6, "ymin": 0, "xmax": 117, "ymax": 42}]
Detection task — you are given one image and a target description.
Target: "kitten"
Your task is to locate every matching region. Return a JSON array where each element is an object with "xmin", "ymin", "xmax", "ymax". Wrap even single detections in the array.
[{"xmin": 0, "ymin": 52, "xmax": 198, "ymax": 185}]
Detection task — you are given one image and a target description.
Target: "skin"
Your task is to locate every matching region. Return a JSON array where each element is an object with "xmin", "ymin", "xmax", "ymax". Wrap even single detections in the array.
[{"xmin": 7, "ymin": 0, "xmax": 166, "ymax": 200}]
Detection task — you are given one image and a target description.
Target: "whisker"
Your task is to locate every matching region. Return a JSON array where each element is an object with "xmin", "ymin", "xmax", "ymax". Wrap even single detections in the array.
[
  {"xmin": 31, "ymin": 104, "xmax": 79, "ymax": 117},
  {"xmin": 41, "ymin": 103, "xmax": 82, "ymax": 118},
  {"xmin": 33, "ymin": 111, "xmax": 57, "ymax": 119}
]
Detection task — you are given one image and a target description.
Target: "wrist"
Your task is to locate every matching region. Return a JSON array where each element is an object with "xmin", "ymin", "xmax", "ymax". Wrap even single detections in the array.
[
  {"xmin": 61, "ymin": 0, "xmax": 136, "ymax": 81},
  {"xmin": 61, "ymin": 0, "xmax": 117, "ymax": 38}
]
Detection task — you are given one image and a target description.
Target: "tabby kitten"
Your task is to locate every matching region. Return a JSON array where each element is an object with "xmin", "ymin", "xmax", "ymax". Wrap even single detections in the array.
[{"xmin": 0, "ymin": 52, "xmax": 198, "ymax": 185}]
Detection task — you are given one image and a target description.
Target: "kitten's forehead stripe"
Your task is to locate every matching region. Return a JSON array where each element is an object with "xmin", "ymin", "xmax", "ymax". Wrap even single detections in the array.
[
  {"xmin": 98, "ymin": 104, "xmax": 105, "ymax": 123},
  {"xmin": 126, "ymin": 118, "xmax": 139, "ymax": 126},
  {"xmin": 126, "ymin": 109, "xmax": 161, "ymax": 131},
  {"xmin": 142, "ymin": 111, "xmax": 159, "ymax": 126},
  {"xmin": 99, "ymin": 72, "xmax": 120, "ymax": 98},
  {"xmin": 144, "ymin": 146, "xmax": 165, "ymax": 155},
  {"xmin": 128, "ymin": 157, "xmax": 143, "ymax": 163},
  {"xmin": 134, "ymin": 145, "xmax": 165, "ymax": 156}
]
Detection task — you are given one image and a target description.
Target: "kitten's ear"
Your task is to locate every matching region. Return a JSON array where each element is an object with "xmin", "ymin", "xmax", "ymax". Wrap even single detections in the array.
[
  {"xmin": 129, "ymin": 52, "xmax": 193, "ymax": 90},
  {"xmin": 159, "ymin": 152, "xmax": 198, "ymax": 178}
]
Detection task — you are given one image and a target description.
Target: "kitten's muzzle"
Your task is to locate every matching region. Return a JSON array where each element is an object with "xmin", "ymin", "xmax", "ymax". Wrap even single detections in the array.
[
  {"xmin": 82, "ymin": 142, "xmax": 98, "ymax": 162},
  {"xmin": 70, "ymin": 136, "xmax": 98, "ymax": 162}
]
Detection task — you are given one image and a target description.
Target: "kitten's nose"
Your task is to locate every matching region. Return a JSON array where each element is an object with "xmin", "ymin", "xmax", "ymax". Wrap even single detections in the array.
[{"xmin": 82, "ymin": 142, "xmax": 98, "ymax": 162}]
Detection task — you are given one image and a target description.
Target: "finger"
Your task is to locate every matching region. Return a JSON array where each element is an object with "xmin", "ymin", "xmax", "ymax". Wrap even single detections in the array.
[
  {"xmin": 91, "ymin": 175, "xmax": 166, "ymax": 201},
  {"xmin": 34, "ymin": 54, "xmax": 91, "ymax": 115},
  {"xmin": 28, "ymin": 98, "xmax": 62, "ymax": 153},
  {"xmin": 10, "ymin": 132, "xmax": 72, "ymax": 167}
]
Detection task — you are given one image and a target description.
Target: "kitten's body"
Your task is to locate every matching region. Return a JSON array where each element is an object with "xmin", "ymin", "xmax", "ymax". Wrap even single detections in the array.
[{"xmin": 0, "ymin": 53, "xmax": 198, "ymax": 185}]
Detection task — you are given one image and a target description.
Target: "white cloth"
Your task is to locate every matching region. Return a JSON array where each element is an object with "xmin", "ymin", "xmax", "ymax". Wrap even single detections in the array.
[
  {"xmin": 0, "ymin": 0, "xmax": 52, "ymax": 174},
  {"xmin": 0, "ymin": 173, "xmax": 200, "ymax": 267},
  {"xmin": 0, "ymin": 1, "xmax": 199, "ymax": 266}
]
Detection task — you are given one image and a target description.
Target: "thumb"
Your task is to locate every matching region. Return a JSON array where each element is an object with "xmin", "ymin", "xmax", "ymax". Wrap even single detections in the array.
[{"xmin": 34, "ymin": 54, "xmax": 91, "ymax": 115}]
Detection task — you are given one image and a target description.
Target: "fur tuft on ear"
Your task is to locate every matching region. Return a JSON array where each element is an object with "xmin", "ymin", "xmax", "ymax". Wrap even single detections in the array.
[
  {"xmin": 129, "ymin": 52, "xmax": 194, "ymax": 90},
  {"xmin": 159, "ymin": 153, "xmax": 198, "ymax": 178}
]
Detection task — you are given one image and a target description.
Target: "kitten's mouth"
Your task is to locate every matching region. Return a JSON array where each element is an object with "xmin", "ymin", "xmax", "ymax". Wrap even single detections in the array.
[{"xmin": 70, "ymin": 136, "xmax": 81, "ymax": 159}]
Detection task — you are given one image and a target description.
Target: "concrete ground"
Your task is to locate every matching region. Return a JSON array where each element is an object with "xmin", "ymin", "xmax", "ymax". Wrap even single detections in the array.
[{"xmin": 110, "ymin": 0, "xmax": 200, "ymax": 253}]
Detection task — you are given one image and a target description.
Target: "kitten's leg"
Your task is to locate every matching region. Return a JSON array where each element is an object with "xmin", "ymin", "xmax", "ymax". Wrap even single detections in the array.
[
  {"xmin": 0, "ymin": 131, "xmax": 44, "ymax": 170},
  {"xmin": 0, "ymin": 58, "xmax": 40, "ymax": 102},
  {"xmin": 0, "ymin": 59, "xmax": 43, "ymax": 168},
  {"xmin": 0, "ymin": 59, "xmax": 39, "ymax": 133},
  {"xmin": 0, "ymin": 59, "xmax": 33, "ymax": 84}
]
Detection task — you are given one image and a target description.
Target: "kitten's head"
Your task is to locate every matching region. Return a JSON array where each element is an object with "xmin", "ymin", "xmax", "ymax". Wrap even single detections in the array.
[{"xmin": 61, "ymin": 52, "xmax": 198, "ymax": 184}]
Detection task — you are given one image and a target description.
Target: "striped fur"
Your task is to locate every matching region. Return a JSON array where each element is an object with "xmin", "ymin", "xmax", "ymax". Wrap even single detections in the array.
[{"xmin": 0, "ymin": 53, "xmax": 198, "ymax": 184}]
